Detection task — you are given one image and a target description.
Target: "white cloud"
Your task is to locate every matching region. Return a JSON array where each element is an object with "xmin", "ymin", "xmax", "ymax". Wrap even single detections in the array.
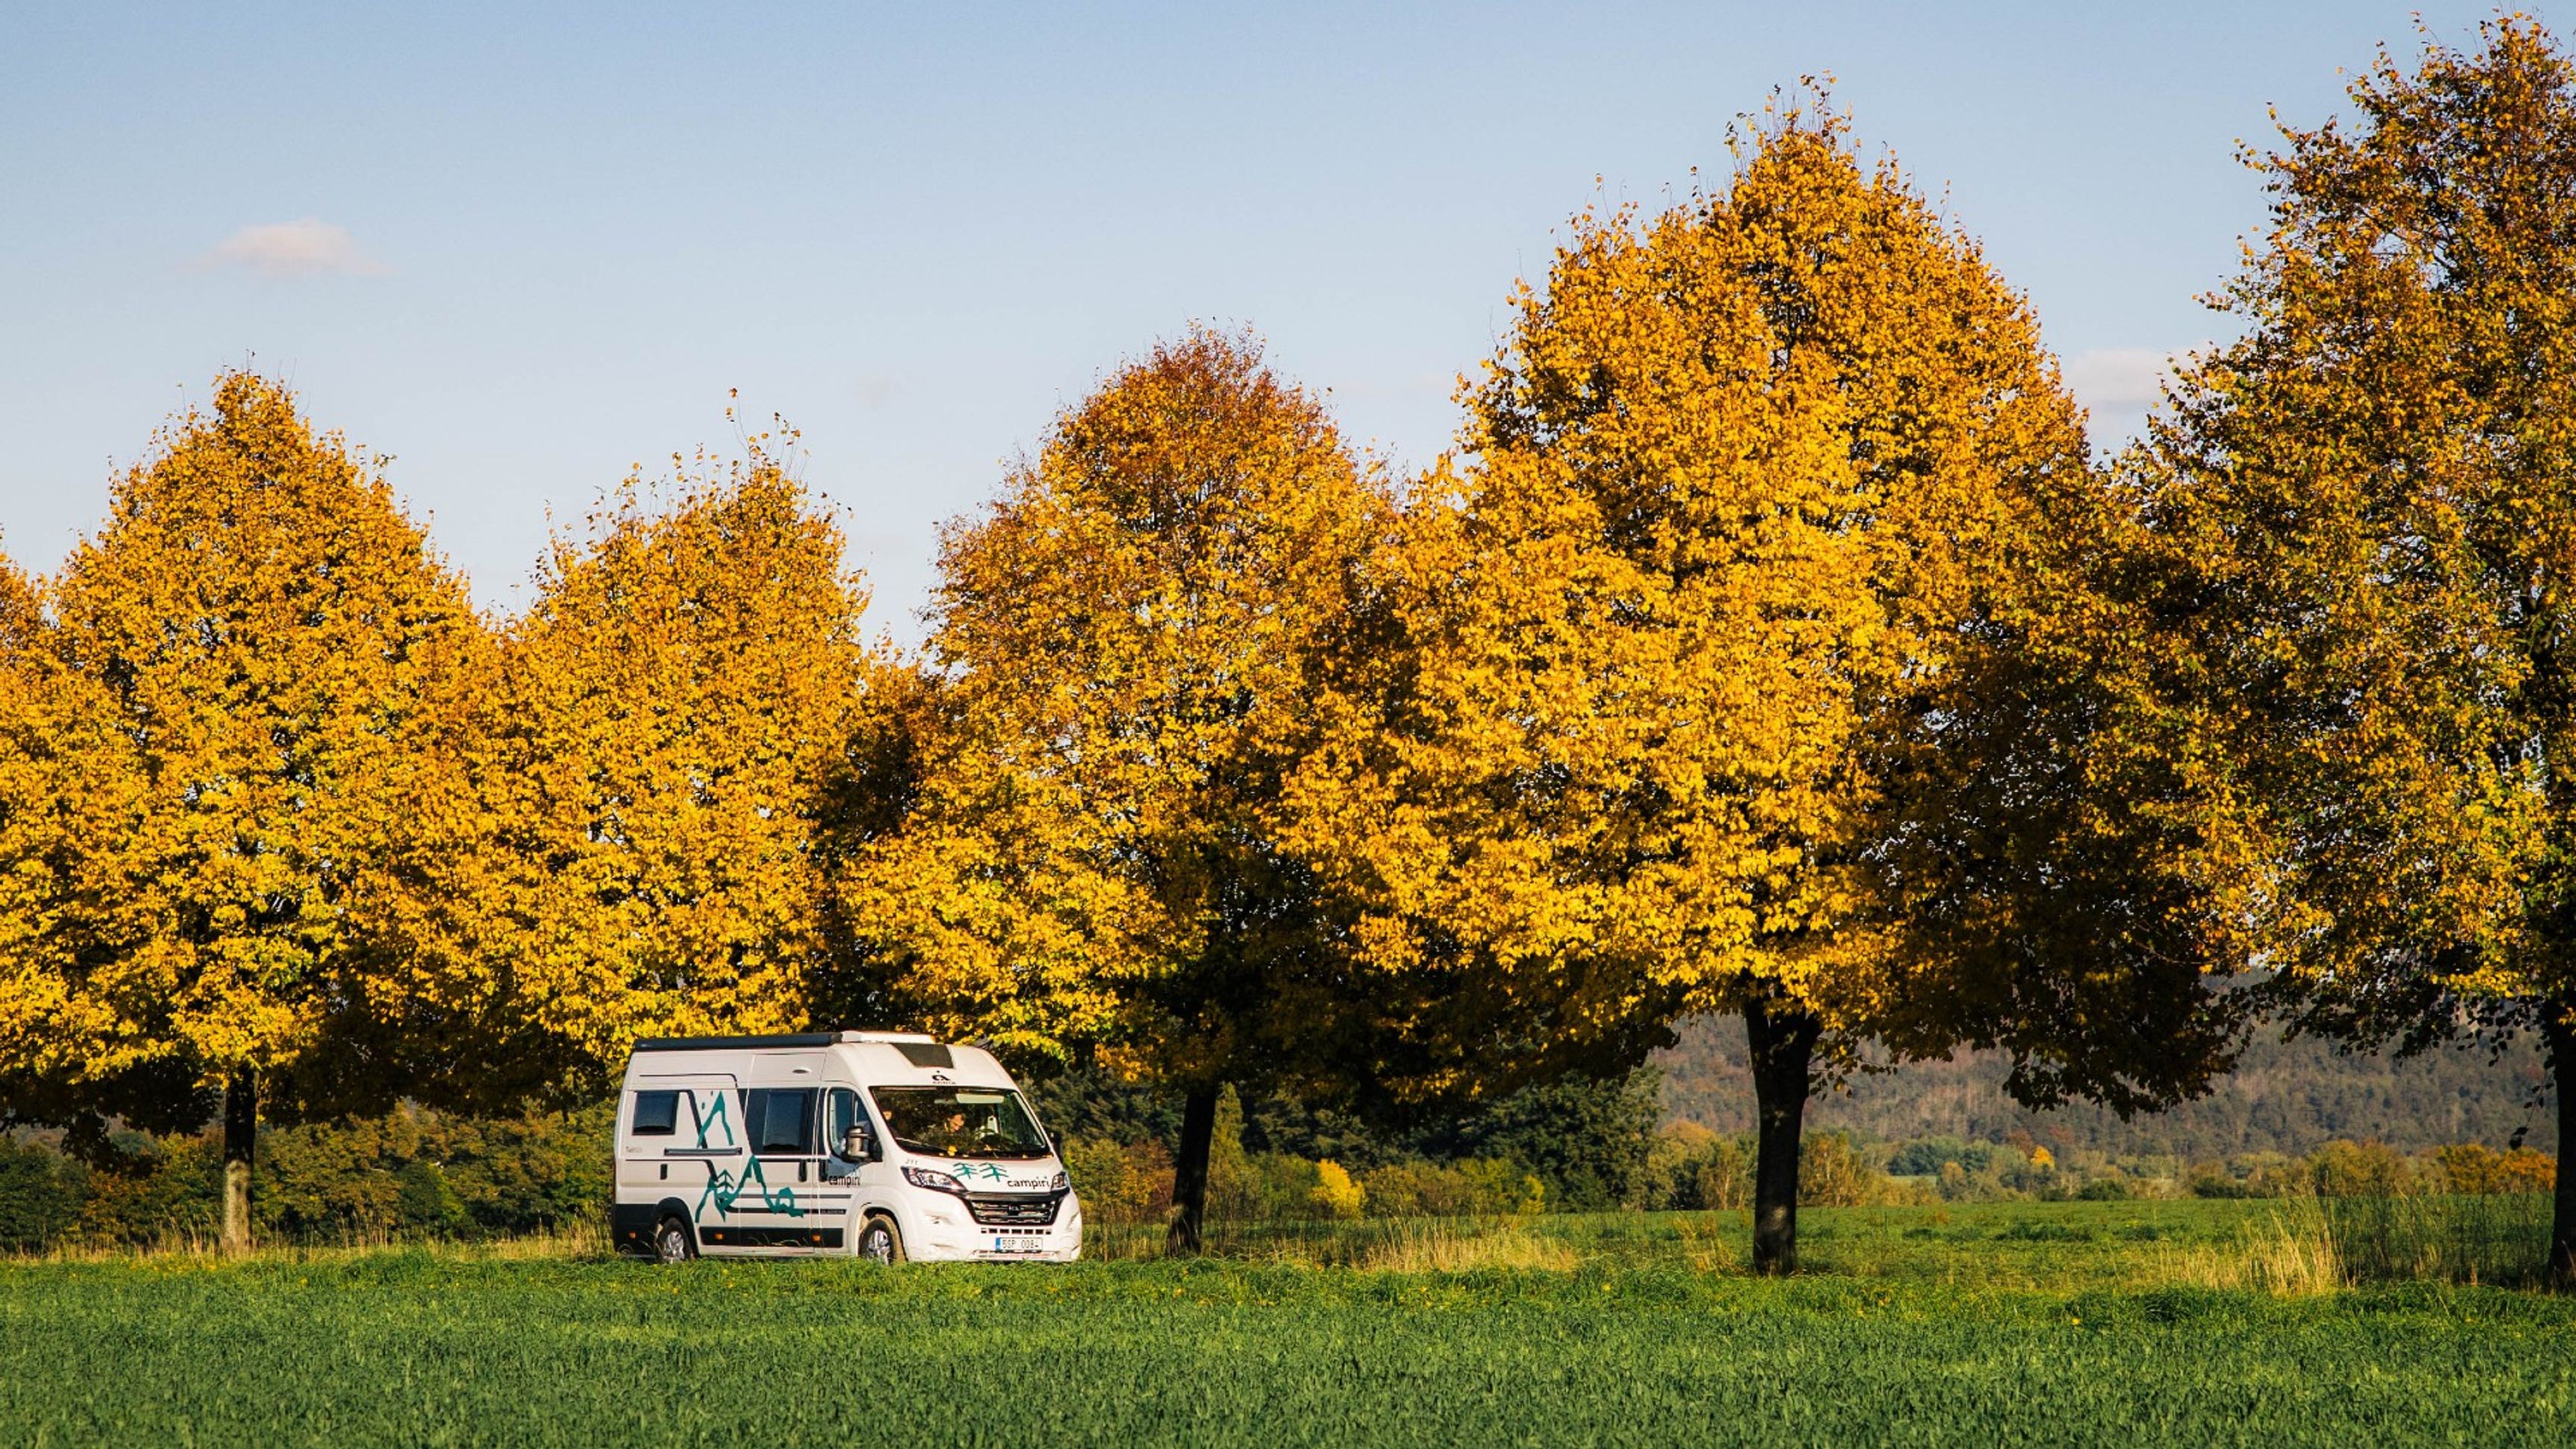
[
  {"xmin": 204, "ymin": 219, "xmax": 388, "ymax": 277},
  {"xmin": 2062, "ymin": 345, "xmax": 2198, "ymax": 411}
]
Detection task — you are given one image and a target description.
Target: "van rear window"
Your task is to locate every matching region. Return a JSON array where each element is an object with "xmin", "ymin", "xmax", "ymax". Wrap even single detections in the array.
[{"xmin": 631, "ymin": 1090, "xmax": 681, "ymax": 1136}]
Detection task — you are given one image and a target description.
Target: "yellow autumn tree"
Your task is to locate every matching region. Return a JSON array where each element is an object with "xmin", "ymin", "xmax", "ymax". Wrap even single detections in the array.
[
  {"xmin": 449, "ymin": 435, "xmax": 881, "ymax": 1083},
  {"xmin": 0, "ymin": 374, "xmax": 491, "ymax": 1249},
  {"xmin": 0, "ymin": 549, "xmax": 119, "ymax": 1131},
  {"xmin": 845, "ymin": 329, "xmax": 1397, "ymax": 1250},
  {"xmin": 1299, "ymin": 104, "xmax": 2241, "ymax": 1273},
  {"xmin": 2131, "ymin": 17, "xmax": 2576, "ymax": 1284},
  {"xmin": 0, "ymin": 549, "xmax": 171, "ymax": 1142}
]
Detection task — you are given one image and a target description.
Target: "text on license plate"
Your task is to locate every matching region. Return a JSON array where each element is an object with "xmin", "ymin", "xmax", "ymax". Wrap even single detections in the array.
[{"xmin": 992, "ymin": 1237, "xmax": 1045, "ymax": 1253}]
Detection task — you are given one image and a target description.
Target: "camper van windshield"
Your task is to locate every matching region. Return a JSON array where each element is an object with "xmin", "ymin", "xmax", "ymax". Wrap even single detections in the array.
[{"xmin": 869, "ymin": 1086, "xmax": 1051, "ymax": 1160}]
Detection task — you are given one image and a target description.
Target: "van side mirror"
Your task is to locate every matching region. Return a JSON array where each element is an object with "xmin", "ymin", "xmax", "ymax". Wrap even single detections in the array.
[{"xmin": 842, "ymin": 1126, "xmax": 875, "ymax": 1162}]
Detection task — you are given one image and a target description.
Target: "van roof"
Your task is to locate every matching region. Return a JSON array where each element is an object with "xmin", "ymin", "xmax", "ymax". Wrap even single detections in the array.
[{"xmin": 632, "ymin": 1030, "xmax": 940, "ymax": 1052}]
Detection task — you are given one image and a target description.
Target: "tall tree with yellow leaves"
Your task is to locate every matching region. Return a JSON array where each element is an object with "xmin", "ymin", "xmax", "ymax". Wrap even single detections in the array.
[
  {"xmin": 2131, "ymin": 17, "xmax": 2576, "ymax": 1284},
  {"xmin": 845, "ymin": 330, "xmax": 1397, "ymax": 1251},
  {"xmin": 0, "ymin": 374, "xmax": 490, "ymax": 1250},
  {"xmin": 1305, "ymin": 107, "xmax": 2243, "ymax": 1272},
  {"xmin": 1, "ymin": 548, "xmax": 225, "ymax": 1150},
  {"xmin": 455, "ymin": 438, "xmax": 880, "ymax": 1082}
]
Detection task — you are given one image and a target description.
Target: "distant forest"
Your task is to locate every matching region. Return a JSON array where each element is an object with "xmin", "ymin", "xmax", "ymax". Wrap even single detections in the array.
[{"xmin": 1657, "ymin": 1018, "xmax": 2557, "ymax": 1160}]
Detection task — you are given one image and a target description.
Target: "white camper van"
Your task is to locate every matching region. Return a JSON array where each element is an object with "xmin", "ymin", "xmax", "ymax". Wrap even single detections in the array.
[{"xmin": 609, "ymin": 1032, "xmax": 1081, "ymax": 1264}]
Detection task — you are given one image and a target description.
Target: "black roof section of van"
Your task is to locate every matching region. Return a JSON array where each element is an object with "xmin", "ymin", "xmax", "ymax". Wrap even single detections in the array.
[{"xmin": 633, "ymin": 1034, "xmax": 841, "ymax": 1051}]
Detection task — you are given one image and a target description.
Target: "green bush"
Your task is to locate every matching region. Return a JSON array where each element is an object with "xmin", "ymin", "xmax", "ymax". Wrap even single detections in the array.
[
  {"xmin": 1063, "ymin": 1138, "xmax": 1173, "ymax": 1226},
  {"xmin": 1642, "ymin": 1124, "xmax": 1749, "ymax": 1210},
  {"xmin": 2434, "ymin": 1142, "xmax": 2557, "ymax": 1194},
  {"xmin": 1885, "ymin": 1136, "xmax": 1995, "ymax": 1177},
  {"xmin": 1356, "ymin": 1158, "xmax": 1544, "ymax": 1217},
  {"xmin": 0, "ymin": 1138, "xmax": 83, "ymax": 1251},
  {"xmin": 0, "ymin": 1102, "xmax": 614, "ymax": 1253},
  {"xmin": 2307, "ymin": 1140, "xmax": 2418, "ymax": 1197},
  {"xmin": 75, "ymin": 1134, "xmax": 221, "ymax": 1245},
  {"xmin": 1441, "ymin": 1071, "xmax": 1660, "ymax": 1211}
]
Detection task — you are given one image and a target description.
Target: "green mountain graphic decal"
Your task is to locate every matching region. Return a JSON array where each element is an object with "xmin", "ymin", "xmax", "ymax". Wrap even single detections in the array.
[
  {"xmin": 697, "ymin": 1156, "xmax": 804, "ymax": 1219},
  {"xmin": 692, "ymin": 1092, "xmax": 737, "ymax": 1150}
]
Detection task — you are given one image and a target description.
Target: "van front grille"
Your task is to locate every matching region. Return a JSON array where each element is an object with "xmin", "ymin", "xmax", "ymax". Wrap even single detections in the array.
[{"xmin": 961, "ymin": 1191, "xmax": 1063, "ymax": 1227}]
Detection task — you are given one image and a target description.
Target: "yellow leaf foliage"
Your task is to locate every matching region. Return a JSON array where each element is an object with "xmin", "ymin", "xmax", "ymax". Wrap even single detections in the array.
[
  {"xmin": 845, "ymin": 329, "xmax": 1395, "ymax": 1087},
  {"xmin": 443, "ymin": 440, "xmax": 882, "ymax": 1077},
  {"xmin": 0, "ymin": 374, "xmax": 489, "ymax": 1105},
  {"xmin": 2135, "ymin": 19, "xmax": 2576, "ymax": 1037},
  {"xmin": 1293, "ymin": 105, "xmax": 2111, "ymax": 1077}
]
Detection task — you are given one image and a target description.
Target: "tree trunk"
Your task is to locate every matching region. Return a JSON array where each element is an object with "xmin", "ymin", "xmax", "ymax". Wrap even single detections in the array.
[
  {"xmin": 1164, "ymin": 1077, "xmax": 1221, "ymax": 1248},
  {"xmin": 1746, "ymin": 1002, "xmax": 1819, "ymax": 1276},
  {"xmin": 1167, "ymin": 1081, "xmax": 1220, "ymax": 1256},
  {"xmin": 2548, "ymin": 1008, "xmax": 2576, "ymax": 1289},
  {"xmin": 221, "ymin": 1069, "xmax": 256, "ymax": 1254}
]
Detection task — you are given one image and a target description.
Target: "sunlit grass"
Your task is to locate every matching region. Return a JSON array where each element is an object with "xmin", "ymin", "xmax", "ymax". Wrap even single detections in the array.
[{"xmin": 5, "ymin": 1208, "xmax": 2572, "ymax": 1447}]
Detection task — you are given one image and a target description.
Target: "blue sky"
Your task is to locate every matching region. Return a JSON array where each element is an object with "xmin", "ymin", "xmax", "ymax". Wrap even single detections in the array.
[{"xmin": 0, "ymin": 2, "xmax": 2540, "ymax": 642}]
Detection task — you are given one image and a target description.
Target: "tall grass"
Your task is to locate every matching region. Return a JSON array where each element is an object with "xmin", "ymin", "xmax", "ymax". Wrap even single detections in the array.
[
  {"xmin": 2319, "ymin": 1191, "xmax": 2549, "ymax": 1285},
  {"xmin": 2163, "ymin": 1198, "xmax": 2347, "ymax": 1295},
  {"xmin": 2168, "ymin": 1192, "xmax": 2550, "ymax": 1293}
]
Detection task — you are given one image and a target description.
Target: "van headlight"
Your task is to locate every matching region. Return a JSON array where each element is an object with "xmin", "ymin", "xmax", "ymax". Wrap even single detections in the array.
[
  {"xmin": 1051, "ymin": 1171, "xmax": 1069, "ymax": 1192},
  {"xmin": 903, "ymin": 1166, "xmax": 965, "ymax": 1194}
]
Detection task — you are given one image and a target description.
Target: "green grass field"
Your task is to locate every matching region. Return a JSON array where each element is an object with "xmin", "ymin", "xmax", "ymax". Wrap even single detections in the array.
[{"xmin": 4, "ymin": 1200, "xmax": 2570, "ymax": 1446}]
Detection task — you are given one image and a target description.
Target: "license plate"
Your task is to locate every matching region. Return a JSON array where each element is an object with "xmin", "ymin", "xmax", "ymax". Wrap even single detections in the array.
[{"xmin": 992, "ymin": 1237, "xmax": 1045, "ymax": 1254}]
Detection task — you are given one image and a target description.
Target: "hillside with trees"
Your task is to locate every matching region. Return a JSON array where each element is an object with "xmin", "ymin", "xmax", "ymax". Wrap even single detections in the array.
[{"xmin": 1659, "ymin": 1016, "xmax": 2555, "ymax": 1159}]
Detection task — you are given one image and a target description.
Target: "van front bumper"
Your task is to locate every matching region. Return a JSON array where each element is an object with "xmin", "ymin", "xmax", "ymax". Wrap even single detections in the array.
[{"xmin": 908, "ymin": 1192, "xmax": 1081, "ymax": 1261}]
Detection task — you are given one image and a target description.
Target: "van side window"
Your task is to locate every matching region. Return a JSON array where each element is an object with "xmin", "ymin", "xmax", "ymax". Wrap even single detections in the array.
[
  {"xmin": 631, "ymin": 1090, "xmax": 681, "ymax": 1136},
  {"xmin": 826, "ymin": 1088, "xmax": 866, "ymax": 1158},
  {"xmin": 745, "ymin": 1088, "xmax": 816, "ymax": 1155}
]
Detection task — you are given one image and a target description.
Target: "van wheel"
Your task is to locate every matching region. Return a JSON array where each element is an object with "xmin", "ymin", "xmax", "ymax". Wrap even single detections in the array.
[
  {"xmin": 654, "ymin": 1216, "xmax": 696, "ymax": 1265},
  {"xmin": 859, "ymin": 1216, "xmax": 905, "ymax": 1265}
]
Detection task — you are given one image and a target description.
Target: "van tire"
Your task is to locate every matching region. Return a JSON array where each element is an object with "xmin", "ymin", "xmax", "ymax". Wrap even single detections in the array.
[
  {"xmin": 859, "ymin": 1214, "xmax": 905, "ymax": 1265},
  {"xmin": 654, "ymin": 1215, "xmax": 696, "ymax": 1265}
]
